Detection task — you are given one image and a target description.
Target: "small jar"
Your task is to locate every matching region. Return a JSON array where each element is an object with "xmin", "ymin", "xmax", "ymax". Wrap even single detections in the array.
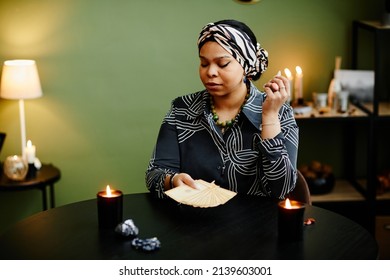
[
  {"xmin": 3, "ymin": 155, "xmax": 28, "ymax": 181},
  {"xmin": 313, "ymin": 92, "xmax": 328, "ymax": 109},
  {"xmin": 336, "ymin": 91, "xmax": 349, "ymax": 113}
]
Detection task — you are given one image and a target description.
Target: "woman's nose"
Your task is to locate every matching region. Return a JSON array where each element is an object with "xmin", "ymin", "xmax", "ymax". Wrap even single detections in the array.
[{"xmin": 206, "ymin": 65, "xmax": 218, "ymax": 77}]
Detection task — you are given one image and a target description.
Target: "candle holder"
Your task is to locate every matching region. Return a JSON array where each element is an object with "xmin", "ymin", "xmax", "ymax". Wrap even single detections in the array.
[
  {"xmin": 291, "ymin": 98, "xmax": 312, "ymax": 115},
  {"xmin": 97, "ymin": 187, "xmax": 123, "ymax": 229},
  {"xmin": 3, "ymin": 155, "xmax": 28, "ymax": 181},
  {"xmin": 26, "ymin": 163, "xmax": 37, "ymax": 178},
  {"xmin": 278, "ymin": 199, "xmax": 306, "ymax": 241}
]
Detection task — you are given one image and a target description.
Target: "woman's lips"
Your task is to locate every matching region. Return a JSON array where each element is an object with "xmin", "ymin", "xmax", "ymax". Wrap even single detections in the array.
[{"xmin": 205, "ymin": 82, "xmax": 222, "ymax": 90}]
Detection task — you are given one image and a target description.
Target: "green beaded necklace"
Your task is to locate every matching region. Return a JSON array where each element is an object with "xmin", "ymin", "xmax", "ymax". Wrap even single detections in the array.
[{"xmin": 210, "ymin": 82, "xmax": 250, "ymax": 129}]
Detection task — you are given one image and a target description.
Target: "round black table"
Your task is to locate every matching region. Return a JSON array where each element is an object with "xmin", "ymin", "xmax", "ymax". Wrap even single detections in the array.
[
  {"xmin": 0, "ymin": 193, "xmax": 378, "ymax": 260},
  {"xmin": 0, "ymin": 163, "xmax": 61, "ymax": 211}
]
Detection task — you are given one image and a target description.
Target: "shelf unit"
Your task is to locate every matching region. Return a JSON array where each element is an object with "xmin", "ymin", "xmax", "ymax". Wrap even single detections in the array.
[
  {"xmin": 352, "ymin": 21, "xmax": 390, "ymax": 117},
  {"xmin": 295, "ymin": 103, "xmax": 373, "ymax": 231},
  {"xmin": 295, "ymin": 21, "xmax": 389, "ymax": 233},
  {"xmin": 290, "ymin": 19, "xmax": 389, "ymax": 239},
  {"xmin": 352, "ymin": 20, "xmax": 390, "ymax": 220},
  {"xmin": 310, "ymin": 180, "xmax": 365, "ymax": 203}
]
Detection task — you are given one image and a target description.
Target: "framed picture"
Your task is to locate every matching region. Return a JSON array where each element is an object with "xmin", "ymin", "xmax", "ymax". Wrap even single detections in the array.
[
  {"xmin": 0, "ymin": 132, "xmax": 6, "ymax": 155},
  {"xmin": 334, "ymin": 69, "xmax": 374, "ymax": 102}
]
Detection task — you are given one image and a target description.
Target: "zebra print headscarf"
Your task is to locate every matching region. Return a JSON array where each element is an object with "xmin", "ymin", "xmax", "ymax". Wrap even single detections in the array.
[{"xmin": 197, "ymin": 22, "xmax": 268, "ymax": 80}]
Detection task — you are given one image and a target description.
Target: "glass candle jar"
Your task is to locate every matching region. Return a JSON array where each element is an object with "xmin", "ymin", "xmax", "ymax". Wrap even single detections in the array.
[{"xmin": 3, "ymin": 155, "xmax": 28, "ymax": 181}]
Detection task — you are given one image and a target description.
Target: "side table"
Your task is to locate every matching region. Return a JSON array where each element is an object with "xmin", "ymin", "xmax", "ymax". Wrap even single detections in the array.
[{"xmin": 0, "ymin": 163, "xmax": 61, "ymax": 211}]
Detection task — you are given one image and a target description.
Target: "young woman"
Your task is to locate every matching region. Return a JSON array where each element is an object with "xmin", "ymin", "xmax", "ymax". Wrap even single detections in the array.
[{"xmin": 146, "ymin": 19, "xmax": 299, "ymax": 199}]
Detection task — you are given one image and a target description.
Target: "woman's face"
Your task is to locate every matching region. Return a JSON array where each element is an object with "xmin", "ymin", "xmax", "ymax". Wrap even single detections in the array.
[{"xmin": 199, "ymin": 41, "xmax": 245, "ymax": 97}]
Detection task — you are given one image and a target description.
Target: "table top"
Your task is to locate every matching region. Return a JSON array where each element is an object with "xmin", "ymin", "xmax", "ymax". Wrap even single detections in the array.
[
  {"xmin": 0, "ymin": 163, "xmax": 61, "ymax": 190},
  {"xmin": 0, "ymin": 193, "xmax": 378, "ymax": 260}
]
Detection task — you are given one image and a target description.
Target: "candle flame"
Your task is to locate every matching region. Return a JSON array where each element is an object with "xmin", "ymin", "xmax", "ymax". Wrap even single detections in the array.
[
  {"xmin": 284, "ymin": 68, "xmax": 292, "ymax": 79},
  {"xmin": 106, "ymin": 185, "xmax": 112, "ymax": 197},
  {"xmin": 285, "ymin": 198, "xmax": 292, "ymax": 209},
  {"xmin": 27, "ymin": 140, "xmax": 32, "ymax": 147},
  {"xmin": 295, "ymin": 66, "xmax": 302, "ymax": 75}
]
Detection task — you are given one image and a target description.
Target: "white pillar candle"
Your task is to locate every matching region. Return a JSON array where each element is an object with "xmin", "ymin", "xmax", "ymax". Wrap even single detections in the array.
[
  {"xmin": 25, "ymin": 140, "xmax": 36, "ymax": 164},
  {"xmin": 294, "ymin": 66, "xmax": 303, "ymax": 100},
  {"xmin": 284, "ymin": 68, "xmax": 293, "ymax": 102}
]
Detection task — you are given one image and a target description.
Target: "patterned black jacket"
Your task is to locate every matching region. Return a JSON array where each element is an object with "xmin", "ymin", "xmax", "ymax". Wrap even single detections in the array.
[{"xmin": 146, "ymin": 83, "xmax": 299, "ymax": 199}]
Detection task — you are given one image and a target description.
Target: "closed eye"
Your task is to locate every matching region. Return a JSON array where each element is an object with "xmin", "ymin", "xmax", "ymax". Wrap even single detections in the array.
[
  {"xmin": 220, "ymin": 62, "xmax": 230, "ymax": 68},
  {"xmin": 200, "ymin": 62, "xmax": 230, "ymax": 68}
]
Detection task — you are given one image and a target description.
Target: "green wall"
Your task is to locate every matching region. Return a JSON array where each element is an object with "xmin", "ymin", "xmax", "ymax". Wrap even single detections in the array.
[{"xmin": 0, "ymin": 0, "xmax": 381, "ymax": 232}]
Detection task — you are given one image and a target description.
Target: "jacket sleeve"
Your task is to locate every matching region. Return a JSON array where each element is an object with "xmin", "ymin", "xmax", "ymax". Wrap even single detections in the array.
[
  {"xmin": 254, "ymin": 104, "xmax": 299, "ymax": 199},
  {"xmin": 145, "ymin": 101, "xmax": 180, "ymax": 198}
]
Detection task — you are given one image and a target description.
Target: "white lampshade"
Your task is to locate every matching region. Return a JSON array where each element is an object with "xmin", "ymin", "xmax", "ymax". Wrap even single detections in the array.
[{"xmin": 0, "ymin": 60, "xmax": 43, "ymax": 100}]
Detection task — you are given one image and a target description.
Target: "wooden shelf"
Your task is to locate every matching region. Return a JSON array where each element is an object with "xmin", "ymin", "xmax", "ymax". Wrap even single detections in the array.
[
  {"xmin": 377, "ymin": 191, "xmax": 390, "ymax": 201},
  {"xmin": 354, "ymin": 178, "xmax": 390, "ymax": 201},
  {"xmin": 311, "ymin": 180, "xmax": 365, "ymax": 203},
  {"xmin": 358, "ymin": 20, "xmax": 390, "ymax": 30},
  {"xmin": 362, "ymin": 102, "xmax": 390, "ymax": 117},
  {"xmin": 294, "ymin": 103, "xmax": 369, "ymax": 120}
]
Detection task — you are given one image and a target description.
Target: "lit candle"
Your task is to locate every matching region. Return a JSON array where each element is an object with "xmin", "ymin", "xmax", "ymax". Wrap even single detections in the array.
[
  {"xmin": 278, "ymin": 198, "xmax": 306, "ymax": 241},
  {"xmin": 97, "ymin": 185, "xmax": 123, "ymax": 228},
  {"xmin": 284, "ymin": 68, "xmax": 293, "ymax": 103},
  {"xmin": 294, "ymin": 66, "xmax": 303, "ymax": 101},
  {"xmin": 25, "ymin": 140, "xmax": 36, "ymax": 164}
]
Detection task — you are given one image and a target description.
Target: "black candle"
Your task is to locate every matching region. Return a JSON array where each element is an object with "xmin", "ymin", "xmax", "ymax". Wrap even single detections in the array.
[
  {"xmin": 97, "ymin": 185, "xmax": 123, "ymax": 229},
  {"xmin": 278, "ymin": 198, "xmax": 306, "ymax": 241}
]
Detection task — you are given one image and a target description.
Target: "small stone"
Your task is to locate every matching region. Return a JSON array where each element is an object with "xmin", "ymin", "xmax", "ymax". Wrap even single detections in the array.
[
  {"xmin": 115, "ymin": 219, "xmax": 139, "ymax": 237},
  {"xmin": 131, "ymin": 237, "xmax": 161, "ymax": 252}
]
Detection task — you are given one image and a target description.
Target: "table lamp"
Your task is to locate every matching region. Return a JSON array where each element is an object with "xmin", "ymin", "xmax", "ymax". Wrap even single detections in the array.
[{"xmin": 0, "ymin": 60, "xmax": 43, "ymax": 159}]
